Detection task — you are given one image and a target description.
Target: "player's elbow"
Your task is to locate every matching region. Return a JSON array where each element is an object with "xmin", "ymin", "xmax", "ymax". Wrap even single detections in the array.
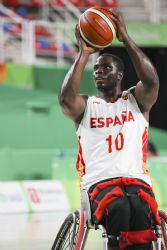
[
  {"xmin": 153, "ymin": 73, "xmax": 159, "ymax": 88},
  {"xmin": 58, "ymin": 93, "xmax": 65, "ymax": 106},
  {"xmin": 151, "ymin": 76, "xmax": 159, "ymax": 99},
  {"xmin": 59, "ymin": 95, "xmax": 68, "ymax": 110},
  {"xmin": 151, "ymin": 67, "xmax": 159, "ymax": 87},
  {"xmin": 58, "ymin": 92, "xmax": 73, "ymax": 110},
  {"xmin": 146, "ymin": 73, "xmax": 159, "ymax": 93}
]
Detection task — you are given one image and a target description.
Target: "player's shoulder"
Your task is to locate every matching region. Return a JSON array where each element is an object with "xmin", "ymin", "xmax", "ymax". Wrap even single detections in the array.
[
  {"xmin": 74, "ymin": 95, "xmax": 89, "ymax": 126},
  {"xmin": 80, "ymin": 94, "xmax": 89, "ymax": 102},
  {"xmin": 82, "ymin": 95, "xmax": 98, "ymax": 103},
  {"xmin": 78, "ymin": 94, "xmax": 89, "ymax": 107},
  {"xmin": 122, "ymin": 86, "xmax": 136, "ymax": 100}
]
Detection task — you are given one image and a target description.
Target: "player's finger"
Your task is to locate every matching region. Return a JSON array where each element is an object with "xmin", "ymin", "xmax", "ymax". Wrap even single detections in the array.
[
  {"xmin": 75, "ymin": 24, "xmax": 79, "ymax": 33},
  {"xmin": 110, "ymin": 10, "xmax": 121, "ymax": 19},
  {"xmin": 109, "ymin": 14, "xmax": 117, "ymax": 22},
  {"xmin": 75, "ymin": 24, "xmax": 80, "ymax": 37}
]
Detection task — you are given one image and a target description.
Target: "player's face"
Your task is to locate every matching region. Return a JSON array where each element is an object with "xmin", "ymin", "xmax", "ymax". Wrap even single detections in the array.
[{"xmin": 93, "ymin": 56, "xmax": 119, "ymax": 92}]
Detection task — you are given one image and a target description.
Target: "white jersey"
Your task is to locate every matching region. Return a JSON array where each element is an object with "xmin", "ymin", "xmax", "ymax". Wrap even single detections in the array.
[{"xmin": 76, "ymin": 91, "xmax": 152, "ymax": 190}]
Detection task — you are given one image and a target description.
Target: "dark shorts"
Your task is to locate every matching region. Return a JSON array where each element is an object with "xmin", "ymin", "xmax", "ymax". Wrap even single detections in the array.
[{"xmin": 89, "ymin": 178, "xmax": 156, "ymax": 249}]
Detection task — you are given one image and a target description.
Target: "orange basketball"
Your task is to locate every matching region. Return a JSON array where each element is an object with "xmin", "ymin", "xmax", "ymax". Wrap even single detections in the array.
[{"xmin": 79, "ymin": 6, "xmax": 117, "ymax": 48}]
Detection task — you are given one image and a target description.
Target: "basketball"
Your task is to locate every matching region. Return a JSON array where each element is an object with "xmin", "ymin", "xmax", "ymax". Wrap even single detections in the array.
[{"xmin": 79, "ymin": 6, "xmax": 117, "ymax": 48}]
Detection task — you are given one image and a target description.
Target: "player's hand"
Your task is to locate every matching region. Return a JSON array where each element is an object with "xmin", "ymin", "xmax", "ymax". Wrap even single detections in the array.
[
  {"xmin": 75, "ymin": 24, "xmax": 101, "ymax": 55},
  {"xmin": 109, "ymin": 11, "xmax": 129, "ymax": 42}
]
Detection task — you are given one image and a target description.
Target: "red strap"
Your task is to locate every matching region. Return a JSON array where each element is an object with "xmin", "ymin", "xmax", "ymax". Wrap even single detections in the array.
[
  {"xmin": 90, "ymin": 177, "xmax": 152, "ymax": 200},
  {"xmin": 137, "ymin": 189, "xmax": 161, "ymax": 225},
  {"xmin": 94, "ymin": 187, "xmax": 124, "ymax": 222},
  {"xmin": 119, "ymin": 229, "xmax": 157, "ymax": 249}
]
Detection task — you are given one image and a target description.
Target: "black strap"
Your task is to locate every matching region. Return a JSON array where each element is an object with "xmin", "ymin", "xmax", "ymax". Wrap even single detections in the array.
[
  {"xmin": 125, "ymin": 192, "xmax": 138, "ymax": 197},
  {"xmin": 107, "ymin": 234, "xmax": 125, "ymax": 242}
]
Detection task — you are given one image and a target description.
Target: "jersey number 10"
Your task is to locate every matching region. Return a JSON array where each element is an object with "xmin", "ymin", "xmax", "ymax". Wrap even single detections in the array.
[{"xmin": 106, "ymin": 132, "xmax": 124, "ymax": 153}]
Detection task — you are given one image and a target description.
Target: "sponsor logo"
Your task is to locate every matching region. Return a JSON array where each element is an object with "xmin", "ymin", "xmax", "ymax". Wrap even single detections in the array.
[{"xmin": 93, "ymin": 101, "xmax": 100, "ymax": 104}]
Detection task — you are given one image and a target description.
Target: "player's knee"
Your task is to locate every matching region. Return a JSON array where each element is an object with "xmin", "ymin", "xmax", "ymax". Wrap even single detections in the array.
[
  {"xmin": 109, "ymin": 197, "xmax": 130, "ymax": 216},
  {"xmin": 133, "ymin": 202, "xmax": 149, "ymax": 219}
]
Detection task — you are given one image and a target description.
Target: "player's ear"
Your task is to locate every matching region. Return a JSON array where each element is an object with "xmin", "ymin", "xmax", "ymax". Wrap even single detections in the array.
[{"xmin": 118, "ymin": 72, "xmax": 123, "ymax": 81}]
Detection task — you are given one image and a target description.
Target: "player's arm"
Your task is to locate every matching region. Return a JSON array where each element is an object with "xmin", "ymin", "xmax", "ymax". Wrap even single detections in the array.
[
  {"xmin": 112, "ymin": 12, "xmax": 159, "ymax": 113},
  {"xmin": 59, "ymin": 25, "xmax": 98, "ymax": 122}
]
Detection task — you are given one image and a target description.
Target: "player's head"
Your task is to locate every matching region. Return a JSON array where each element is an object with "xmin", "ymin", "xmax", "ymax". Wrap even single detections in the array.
[{"xmin": 93, "ymin": 53, "xmax": 124, "ymax": 93}]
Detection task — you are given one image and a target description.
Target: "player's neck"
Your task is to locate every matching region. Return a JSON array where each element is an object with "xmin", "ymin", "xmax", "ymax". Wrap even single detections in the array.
[{"xmin": 98, "ymin": 90, "xmax": 122, "ymax": 102}]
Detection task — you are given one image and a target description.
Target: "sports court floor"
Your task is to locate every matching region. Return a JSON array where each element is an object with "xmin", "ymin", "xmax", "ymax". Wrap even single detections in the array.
[{"xmin": 0, "ymin": 212, "xmax": 102, "ymax": 250}]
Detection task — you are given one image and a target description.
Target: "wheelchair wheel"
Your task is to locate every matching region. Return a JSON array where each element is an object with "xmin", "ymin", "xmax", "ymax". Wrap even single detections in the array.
[
  {"xmin": 51, "ymin": 211, "xmax": 80, "ymax": 250},
  {"xmin": 159, "ymin": 210, "xmax": 167, "ymax": 250}
]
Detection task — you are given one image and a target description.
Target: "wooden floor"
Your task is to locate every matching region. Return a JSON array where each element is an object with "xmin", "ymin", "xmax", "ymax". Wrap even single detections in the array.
[{"xmin": 0, "ymin": 212, "xmax": 102, "ymax": 250}]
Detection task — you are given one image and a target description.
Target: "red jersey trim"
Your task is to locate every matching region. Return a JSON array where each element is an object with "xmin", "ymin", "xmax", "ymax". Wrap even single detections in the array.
[
  {"xmin": 142, "ymin": 127, "xmax": 149, "ymax": 175},
  {"xmin": 76, "ymin": 136, "xmax": 86, "ymax": 182},
  {"xmin": 142, "ymin": 127, "xmax": 148, "ymax": 163}
]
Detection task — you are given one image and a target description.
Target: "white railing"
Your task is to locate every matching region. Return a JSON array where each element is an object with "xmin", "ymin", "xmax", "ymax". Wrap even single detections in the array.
[
  {"xmin": 0, "ymin": 0, "xmax": 165, "ymax": 65},
  {"xmin": 119, "ymin": 0, "xmax": 161, "ymax": 23},
  {"xmin": 0, "ymin": 17, "xmax": 98, "ymax": 66},
  {"xmin": 144, "ymin": 0, "xmax": 160, "ymax": 23}
]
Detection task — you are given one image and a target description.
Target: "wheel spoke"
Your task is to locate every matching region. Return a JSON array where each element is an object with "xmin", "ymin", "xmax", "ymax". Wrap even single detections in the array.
[
  {"xmin": 51, "ymin": 212, "xmax": 80, "ymax": 250},
  {"xmin": 159, "ymin": 210, "xmax": 167, "ymax": 250},
  {"xmin": 61, "ymin": 224, "xmax": 74, "ymax": 249}
]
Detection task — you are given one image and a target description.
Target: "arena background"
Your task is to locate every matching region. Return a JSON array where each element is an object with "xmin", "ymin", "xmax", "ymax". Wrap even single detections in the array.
[{"xmin": 0, "ymin": 0, "xmax": 167, "ymax": 249}]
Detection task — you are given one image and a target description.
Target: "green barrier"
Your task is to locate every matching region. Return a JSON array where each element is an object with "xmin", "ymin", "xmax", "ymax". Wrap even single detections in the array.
[
  {"xmin": 149, "ymin": 128, "xmax": 167, "ymax": 152},
  {"xmin": 6, "ymin": 63, "xmax": 34, "ymax": 86},
  {"xmin": 58, "ymin": 22, "xmax": 167, "ymax": 47},
  {"xmin": 34, "ymin": 64, "xmax": 69, "ymax": 92},
  {"xmin": 34, "ymin": 64, "xmax": 96, "ymax": 94},
  {"xmin": 52, "ymin": 156, "xmax": 167, "ymax": 211},
  {"xmin": 0, "ymin": 85, "xmax": 78, "ymax": 149},
  {"xmin": 148, "ymin": 157, "xmax": 167, "ymax": 209},
  {"xmin": 0, "ymin": 146, "xmax": 166, "ymax": 211},
  {"xmin": 4, "ymin": 63, "xmax": 96, "ymax": 93},
  {"xmin": 112, "ymin": 23, "xmax": 167, "ymax": 47},
  {"xmin": 0, "ymin": 148, "xmax": 53, "ymax": 180},
  {"xmin": 52, "ymin": 156, "xmax": 80, "ymax": 211}
]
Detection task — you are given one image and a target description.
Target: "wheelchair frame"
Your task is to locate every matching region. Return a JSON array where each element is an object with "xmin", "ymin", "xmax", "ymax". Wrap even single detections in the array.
[{"xmin": 51, "ymin": 190, "xmax": 167, "ymax": 250}]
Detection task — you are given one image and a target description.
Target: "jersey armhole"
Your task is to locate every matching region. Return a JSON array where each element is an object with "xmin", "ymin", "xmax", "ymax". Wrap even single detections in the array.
[
  {"xmin": 76, "ymin": 96, "xmax": 90, "ymax": 133},
  {"xmin": 129, "ymin": 90, "xmax": 149, "ymax": 125}
]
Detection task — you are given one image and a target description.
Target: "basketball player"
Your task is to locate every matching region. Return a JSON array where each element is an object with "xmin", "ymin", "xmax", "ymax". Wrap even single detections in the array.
[{"xmin": 59, "ymin": 12, "xmax": 159, "ymax": 250}]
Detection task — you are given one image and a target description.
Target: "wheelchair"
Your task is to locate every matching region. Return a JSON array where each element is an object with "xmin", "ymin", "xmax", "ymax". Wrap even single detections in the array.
[{"xmin": 51, "ymin": 189, "xmax": 167, "ymax": 250}]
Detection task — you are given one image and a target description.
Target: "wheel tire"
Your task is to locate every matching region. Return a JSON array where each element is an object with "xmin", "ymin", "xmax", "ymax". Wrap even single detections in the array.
[
  {"xmin": 159, "ymin": 210, "xmax": 167, "ymax": 250},
  {"xmin": 51, "ymin": 211, "xmax": 80, "ymax": 250}
]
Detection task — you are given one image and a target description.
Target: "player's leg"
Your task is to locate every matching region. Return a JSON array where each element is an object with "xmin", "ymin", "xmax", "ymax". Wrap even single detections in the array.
[
  {"xmin": 89, "ymin": 184, "xmax": 131, "ymax": 250},
  {"xmin": 125, "ymin": 185, "xmax": 157, "ymax": 250},
  {"xmin": 106, "ymin": 196, "xmax": 131, "ymax": 234},
  {"xmin": 105, "ymin": 195, "xmax": 131, "ymax": 250}
]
